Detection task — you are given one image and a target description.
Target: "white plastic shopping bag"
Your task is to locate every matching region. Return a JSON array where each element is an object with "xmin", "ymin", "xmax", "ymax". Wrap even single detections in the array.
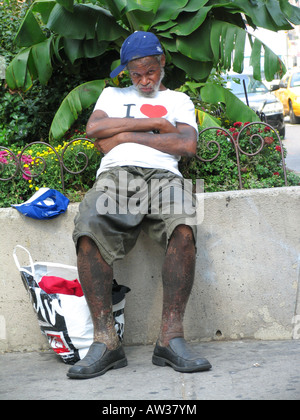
[{"xmin": 13, "ymin": 245, "xmax": 130, "ymax": 364}]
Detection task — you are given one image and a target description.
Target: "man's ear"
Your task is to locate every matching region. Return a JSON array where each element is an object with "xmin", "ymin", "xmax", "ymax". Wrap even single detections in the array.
[{"xmin": 161, "ymin": 54, "xmax": 166, "ymax": 68}]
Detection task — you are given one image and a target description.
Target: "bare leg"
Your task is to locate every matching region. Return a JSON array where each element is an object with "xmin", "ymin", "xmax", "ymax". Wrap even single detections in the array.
[
  {"xmin": 153, "ymin": 225, "xmax": 211, "ymax": 372},
  {"xmin": 77, "ymin": 236, "xmax": 119, "ymax": 350},
  {"xmin": 159, "ymin": 225, "xmax": 195, "ymax": 346}
]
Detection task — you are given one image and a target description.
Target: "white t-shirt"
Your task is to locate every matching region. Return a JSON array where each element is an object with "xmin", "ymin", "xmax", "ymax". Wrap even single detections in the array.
[{"xmin": 94, "ymin": 86, "xmax": 198, "ymax": 177}]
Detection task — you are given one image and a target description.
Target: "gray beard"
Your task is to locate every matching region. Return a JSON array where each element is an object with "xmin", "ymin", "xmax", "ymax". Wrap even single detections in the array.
[{"xmin": 135, "ymin": 68, "xmax": 165, "ymax": 98}]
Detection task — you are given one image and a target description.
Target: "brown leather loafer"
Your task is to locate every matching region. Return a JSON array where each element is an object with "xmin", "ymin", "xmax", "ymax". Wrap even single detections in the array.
[
  {"xmin": 152, "ymin": 337, "xmax": 212, "ymax": 373},
  {"xmin": 67, "ymin": 342, "xmax": 127, "ymax": 379}
]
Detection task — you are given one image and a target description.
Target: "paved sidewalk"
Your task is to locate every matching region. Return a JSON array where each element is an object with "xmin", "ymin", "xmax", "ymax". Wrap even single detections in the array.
[{"xmin": 0, "ymin": 339, "xmax": 299, "ymax": 401}]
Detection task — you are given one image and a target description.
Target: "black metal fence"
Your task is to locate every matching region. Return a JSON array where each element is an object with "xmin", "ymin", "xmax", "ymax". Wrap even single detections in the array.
[
  {"xmin": 195, "ymin": 122, "xmax": 287, "ymax": 189},
  {"xmin": 0, "ymin": 122, "xmax": 287, "ymax": 193}
]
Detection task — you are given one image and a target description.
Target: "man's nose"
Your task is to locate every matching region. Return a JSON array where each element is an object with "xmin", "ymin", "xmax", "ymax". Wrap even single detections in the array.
[{"xmin": 140, "ymin": 76, "xmax": 150, "ymax": 85}]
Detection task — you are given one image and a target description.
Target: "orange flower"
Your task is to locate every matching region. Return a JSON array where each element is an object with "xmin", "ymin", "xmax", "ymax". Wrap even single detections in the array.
[{"xmin": 264, "ymin": 136, "xmax": 274, "ymax": 145}]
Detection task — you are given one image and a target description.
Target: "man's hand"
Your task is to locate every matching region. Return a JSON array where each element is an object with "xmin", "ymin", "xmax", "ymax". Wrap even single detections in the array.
[
  {"xmin": 94, "ymin": 134, "xmax": 122, "ymax": 154},
  {"xmin": 155, "ymin": 118, "xmax": 179, "ymax": 134}
]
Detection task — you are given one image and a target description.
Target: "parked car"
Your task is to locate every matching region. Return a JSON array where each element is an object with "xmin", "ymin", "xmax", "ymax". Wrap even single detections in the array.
[
  {"xmin": 224, "ymin": 74, "xmax": 285, "ymax": 138},
  {"xmin": 272, "ymin": 69, "xmax": 300, "ymax": 124}
]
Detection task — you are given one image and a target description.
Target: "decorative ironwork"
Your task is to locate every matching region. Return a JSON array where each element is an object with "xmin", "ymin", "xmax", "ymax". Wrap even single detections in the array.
[
  {"xmin": 195, "ymin": 122, "xmax": 287, "ymax": 189},
  {"xmin": 0, "ymin": 137, "xmax": 95, "ymax": 192},
  {"xmin": 0, "ymin": 122, "xmax": 288, "ymax": 193}
]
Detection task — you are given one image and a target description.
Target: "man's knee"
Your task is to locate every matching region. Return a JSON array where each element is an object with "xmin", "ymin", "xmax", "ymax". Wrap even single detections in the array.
[
  {"xmin": 77, "ymin": 235, "xmax": 96, "ymax": 253},
  {"xmin": 174, "ymin": 224, "xmax": 194, "ymax": 240},
  {"xmin": 169, "ymin": 225, "xmax": 195, "ymax": 250}
]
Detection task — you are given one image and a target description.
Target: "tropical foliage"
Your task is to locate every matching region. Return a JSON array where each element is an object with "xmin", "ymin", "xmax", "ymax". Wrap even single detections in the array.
[
  {"xmin": 0, "ymin": 0, "xmax": 92, "ymax": 146},
  {"xmin": 6, "ymin": 0, "xmax": 300, "ymax": 141}
]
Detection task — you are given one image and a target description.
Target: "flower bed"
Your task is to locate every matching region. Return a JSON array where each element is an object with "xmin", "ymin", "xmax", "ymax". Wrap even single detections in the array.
[
  {"xmin": 0, "ymin": 133, "xmax": 100, "ymax": 207},
  {"xmin": 180, "ymin": 122, "xmax": 300, "ymax": 192}
]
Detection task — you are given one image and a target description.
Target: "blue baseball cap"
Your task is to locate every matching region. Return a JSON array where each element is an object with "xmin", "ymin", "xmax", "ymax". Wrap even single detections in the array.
[{"xmin": 110, "ymin": 31, "xmax": 164, "ymax": 78}]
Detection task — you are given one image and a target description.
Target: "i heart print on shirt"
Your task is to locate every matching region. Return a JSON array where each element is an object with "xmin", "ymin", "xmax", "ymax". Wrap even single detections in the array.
[{"xmin": 140, "ymin": 104, "xmax": 168, "ymax": 118}]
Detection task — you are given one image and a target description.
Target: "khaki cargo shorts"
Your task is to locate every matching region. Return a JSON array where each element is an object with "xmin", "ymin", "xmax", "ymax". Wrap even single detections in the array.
[{"xmin": 73, "ymin": 166, "xmax": 197, "ymax": 266}]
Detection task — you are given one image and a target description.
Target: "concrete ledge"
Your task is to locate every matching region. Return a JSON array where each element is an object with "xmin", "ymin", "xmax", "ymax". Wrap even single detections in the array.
[{"xmin": 1, "ymin": 186, "xmax": 299, "ymax": 352}]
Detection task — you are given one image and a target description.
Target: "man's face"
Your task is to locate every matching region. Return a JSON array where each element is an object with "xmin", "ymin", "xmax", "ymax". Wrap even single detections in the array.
[{"xmin": 127, "ymin": 55, "xmax": 165, "ymax": 98}]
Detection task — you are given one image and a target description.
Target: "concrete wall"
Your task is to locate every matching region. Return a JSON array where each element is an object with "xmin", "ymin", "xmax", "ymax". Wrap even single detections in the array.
[{"xmin": 0, "ymin": 186, "xmax": 299, "ymax": 352}]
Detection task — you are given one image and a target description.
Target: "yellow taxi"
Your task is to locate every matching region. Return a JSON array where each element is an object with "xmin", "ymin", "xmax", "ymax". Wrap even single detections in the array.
[{"xmin": 273, "ymin": 69, "xmax": 300, "ymax": 123}]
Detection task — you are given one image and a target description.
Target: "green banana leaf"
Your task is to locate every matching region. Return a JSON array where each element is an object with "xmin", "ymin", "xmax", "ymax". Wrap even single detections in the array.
[
  {"xmin": 47, "ymin": 3, "xmax": 110, "ymax": 40},
  {"xmin": 249, "ymin": 37, "xmax": 287, "ymax": 82},
  {"xmin": 172, "ymin": 53, "xmax": 213, "ymax": 81},
  {"xmin": 49, "ymin": 80, "xmax": 106, "ymax": 141},
  {"xmin": 47, "ymin": 2, "xmax": 129, "ymax": 43},
  {"xmin": 5, "ymin": 48, "xmax": 33, "ymax": 91},
  {"xmin": 211, "ymin": 0, "xmax": 294, "ymax": 31},
  {"xmin": 195, "ymin": 109, "xmax": 221, "ymax": 129},
  {"xmin": 200, "ymin": 83, "xmax": 259, "ymax": 123},
  {"xmin": 6, "ymin": 36, "xmax": 56, "ymax": 89},
  {"xmin": 63, "ymin": 38, "xmax": 109, "ymax": 64},
  {"xmin": 170, "ymin": 7, "xmax": 212, "ymax": 37},
  {"xmin": 211, "ymin": 21, "xmax": 246, "ymax": 73},
  {"xmin": 237, "ymin": 0, "xmax": 294, "ymax": 31},
  {"xmin": 264, "ymin": 44, "xmax": 284, "ymax": 82},
  {"xmin": 56, "ymin": 0, "xmax": 74, "ymax": 12},
  {"xmin": 8, "ymin": 0, "xmax": 291, "ymax": 93},
  {"xmin": 151, "ymin": 0, "xmax": 189, "ymax": 25},
  {"xmin": 14, "ymin": 0, "xmax": 57, "ymax": 47},
  {"xmin": 122, "ymin": 0, "xmax": 164, "ymax": 31},
  {"xmin": 279, "ymin": 0, "xmax": 300, "ymax": 25},
  {"xmin": 6, "ymin": 0, "xmax": 295, "ymax": 141},
  {"xmin": 101, "ymin": 0, "xmax": 127, "ymax": 21},
  {"xmin": 14, "ymin": 8, "xmax": 47, "ymax": 47},
  {"xmin": 176, "ymin": 20, "xmax": 213, "ymax": 61},
  {"xmin": 125, "ymin": 0, "xmax": 162, "ymax": 14},
  {"xmin": 31, "ymin": 37, "xmax": 53, "ymax": 84}
]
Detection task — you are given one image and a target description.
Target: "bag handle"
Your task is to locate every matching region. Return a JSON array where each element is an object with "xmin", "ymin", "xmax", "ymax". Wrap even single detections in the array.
[{"xmin": 13, "ymin": 245, "xmax": 35, "ymax": 277}]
